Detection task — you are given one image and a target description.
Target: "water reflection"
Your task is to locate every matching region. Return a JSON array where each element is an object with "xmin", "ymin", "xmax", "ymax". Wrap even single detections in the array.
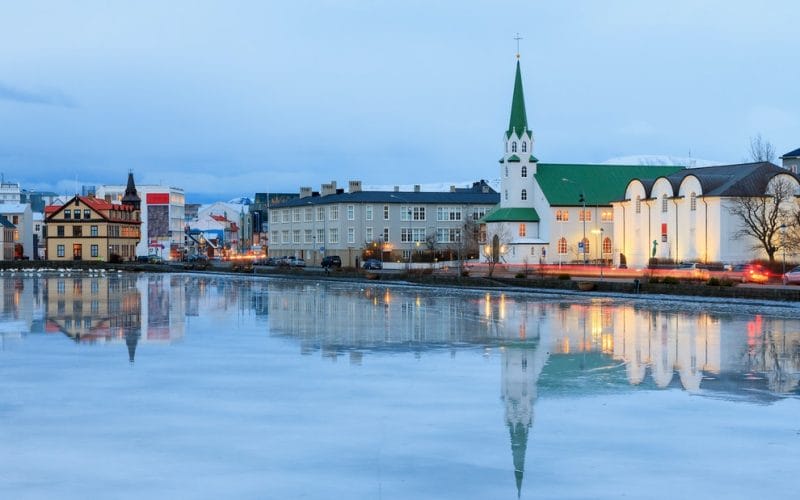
[{"xmin": 2, "ymin": 275, "xmax": 799, "ymax": 498}]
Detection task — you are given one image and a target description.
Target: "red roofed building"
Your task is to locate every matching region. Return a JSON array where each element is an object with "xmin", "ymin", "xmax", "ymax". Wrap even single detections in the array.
[{"xmin": 44, "ymin": 174, "xmax": 142, "ymax": 262}]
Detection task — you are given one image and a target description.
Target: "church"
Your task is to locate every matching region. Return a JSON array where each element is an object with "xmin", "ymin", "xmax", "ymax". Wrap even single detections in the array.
[{"xmin": 483, "ymin": 57, "xmax": 800, "ymax": 268}]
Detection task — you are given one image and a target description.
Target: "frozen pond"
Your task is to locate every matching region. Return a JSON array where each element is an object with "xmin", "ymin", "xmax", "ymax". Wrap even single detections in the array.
[{"xmin": 0, "ymin": 272, "xmax": 798, "ymax": 499}]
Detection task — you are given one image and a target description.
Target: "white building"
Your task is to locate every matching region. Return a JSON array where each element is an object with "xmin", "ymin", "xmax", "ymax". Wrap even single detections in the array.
[
  {"xmin": 94, "ymin": 182, "xmax": 185, "ymax": 259},
  {"xmin": 0, "ymin": 216, "xmax": 14, "ymax": 260},
  {"xmin": 0, "ymin": 203, "xmax": 34, "ymax": 259},
  {"xmin": 612, "ymin": 162, "xmax": 800, "ymax": 268},
  {"xmin": 0, "ymin": 180, "xmax": 21, "ymax": 204}
]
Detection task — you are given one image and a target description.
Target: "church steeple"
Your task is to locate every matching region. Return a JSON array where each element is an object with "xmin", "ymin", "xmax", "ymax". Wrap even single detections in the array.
[
  {"xmin": 122, "ymin": 171, "xmax": 141, "ymax": 211},
  {"xmin": 506, "ymin": 60, "xmax": 531, "ymax": 140}
]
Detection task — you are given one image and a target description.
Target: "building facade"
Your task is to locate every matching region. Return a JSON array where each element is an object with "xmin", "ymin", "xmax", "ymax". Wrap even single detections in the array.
[
  {"xmin": 781, "ymin": 147, "xmax": 800, "ymax": 174},
  {"xmin": 0, "ymin": 216, "xmax": 14, "ymax": 260},
  {"xmin": 268, "ymin": 180, "xmax": 498, "ymax": 266},
  {"xmin": 0, "ymin": 203, "xmax": 34, "ymax": 260}
]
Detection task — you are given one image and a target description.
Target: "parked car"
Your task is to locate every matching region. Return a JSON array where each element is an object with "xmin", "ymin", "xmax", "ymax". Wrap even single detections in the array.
[
  {"xmin": 321, "ymin": 256, "xmax": 342, "ymax": 269},
  {"xmin": 262, "ymin": 257, "xmax": 278, "ymax": 266},
  {"xmin": 731, "ymin": 264, "xmax": 770, "ymax": 284},
  {"xmin": 362, "ymin": 259, "xmax": 383, "ymax": 270},
  {"xmin": 148, "ymin": 255, "xmax": 164, "ymax": 264},
  {"xmin": 783, "ymin": 266, "xmax": 800, "ymax": 285},
  {"xmin": 288, "ymin": 257, "xmax": 306, "ymax": 267}
]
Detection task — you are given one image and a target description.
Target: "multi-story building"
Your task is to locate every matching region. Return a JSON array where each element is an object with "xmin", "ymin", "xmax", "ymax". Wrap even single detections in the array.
[
  {"xmin": 781, "ymin": 147, "xmax": 800, "ymax": 174},
  {"xmin": 0, "ymin": 215, "xmax": 14, "ymax": 260},
  {"xmin": 94, "ymin": 181, "xmax": 185, "ymax": 260},
  {"xmin": 250, "ymin": 193, "xmax": 298, "ymax": 253},
  {"xmin": 0, "ymin": 203, "xmax": 34, "ymax": 259},
  {"xmin": 0, "ymin": 180, "xmax": 21, "ymax": 204},
  {"xmin": 44, "ymin": 174, "xmax": 142, "ymax": 262},
  {"xmin": 268, "ymin": 180, "xmax": 498, "ymax": 266}
]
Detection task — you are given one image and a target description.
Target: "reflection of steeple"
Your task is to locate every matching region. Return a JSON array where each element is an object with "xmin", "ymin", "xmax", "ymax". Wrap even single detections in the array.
[
  {"xmin": 125, "ymin": 328, "xmax": 140, "ymax": 363},
  {"xmin": 501, "ymin": 343, "xmax": 549, "ymax": 498}
]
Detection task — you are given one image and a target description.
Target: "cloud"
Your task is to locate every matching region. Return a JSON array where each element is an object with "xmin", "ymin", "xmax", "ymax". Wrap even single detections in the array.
[{"xmin": 0, "ymin": 82, "xmax": 76, "ymax": 108}]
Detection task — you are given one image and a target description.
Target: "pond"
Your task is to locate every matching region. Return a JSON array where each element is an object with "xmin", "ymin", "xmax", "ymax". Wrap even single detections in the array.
[{"xmin": 0, "ymin": 272, "xmax": 798, "ymax": 499}]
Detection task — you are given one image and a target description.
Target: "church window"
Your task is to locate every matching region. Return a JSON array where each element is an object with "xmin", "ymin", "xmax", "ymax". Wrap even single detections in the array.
[
  {"xmin": 521, "ymin": 166, "xmax": 527, "ymax": 177},
  {"xmin": 505, "ymin": 166, "xmax": 508, "ymax": 177},
  {"xmin": 504, "ymin": 190, "xmax": 508, "ymax": 201},
  {"xmin": 556, "ymin": 210, "xmax": 569, "ymax": 221},
  {"xmin": 557, "ymin": 237, "xmax": 567, "ymax": 255},
  {"xmin": 579, "ymin": 210, "xmax": 591, "ymax": 222},
  {"xmin": 601, "ymin": 210, "xmax": 613, "ymax": 222},
  {"xmin": 521, "ymin": 142, "xmax": 527, "ymax": 152},
  {"xmin": 603, "ymin": 237, "xmax": 612, "ymax": 255},
  {"xmin": 661, "ymin": 194, "xmax": 668, "ymax": 213},
  {"xmin": 690, "ymin": 192, "xmax": 697, "ymax": 211},
  {"xmin": 635, "ymin": 196, "xmax": 641, "ymax": 214},
  {"xmin": 518, "ymin": 224, "xmax": 526, "ymax": 237},
  {"xmin": 511, "ymin": 141, "xmax": 517, "ymax": 153},
  {"xmin": 521, "ymin": 189, "xmax": 527, "ymax": 201}
]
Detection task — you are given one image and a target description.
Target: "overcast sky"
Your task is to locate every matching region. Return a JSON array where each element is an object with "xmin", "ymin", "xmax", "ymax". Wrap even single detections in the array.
[{"xmin": 1, "ymin": 1, "xmax": 798, "ymax": 203}]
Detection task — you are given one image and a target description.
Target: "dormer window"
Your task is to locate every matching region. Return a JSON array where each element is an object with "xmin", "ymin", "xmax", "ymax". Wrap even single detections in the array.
[
  {"xmin": 511, "ymin": 141, "xmax": 517, "ymax": 153},
  {"xmin": 521, "ymin": 166, "xmax": 527, "ymax": 177},
  {"xmin": 521, "ymin": 142, "xmax": 527, "ymax": 152}
]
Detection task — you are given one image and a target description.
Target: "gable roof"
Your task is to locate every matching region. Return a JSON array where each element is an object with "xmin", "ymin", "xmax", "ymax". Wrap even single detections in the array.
[
  {"xmin": 535, "ymin": 164, "xmax": 685, "ymax": 206},
  {"xmin": 782, "ymin": 147, "xmax": 800, "ymax": 158},
  {"xmin": 44, "ymin": 196, "xmax": 139, "ymax": 223}
]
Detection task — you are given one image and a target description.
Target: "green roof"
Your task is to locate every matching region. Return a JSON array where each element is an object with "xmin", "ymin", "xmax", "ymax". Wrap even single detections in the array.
[
  {"xmin": 535, "ymin": 163, "xmax": 685, "ymax": 206},
  {"xmin": 498, "ymin": 158, "xmax": 504, "ymax": 163},
  {"xmin": 506, "ymin": 61, "xmax": 532, "ymax": 139},
  {"xmin": 481, "ymin": 207, "xmax": 539, "ymax": 223},
  {"xmin": 529, "ymin": 155, "xmax": 538, "ymax": 162},
  {"xmin": 507, "ymin": 154, "xmax": 520, "ymax": 162}
]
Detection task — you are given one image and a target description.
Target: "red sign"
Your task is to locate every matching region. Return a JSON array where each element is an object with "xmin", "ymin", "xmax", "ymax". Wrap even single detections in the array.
[{"xmin": 146, "ymin": 193, "xmax": 169, "ymax": 205}]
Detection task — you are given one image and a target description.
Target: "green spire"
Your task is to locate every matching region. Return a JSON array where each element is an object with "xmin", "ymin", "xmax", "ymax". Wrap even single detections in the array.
[{"xmin": 506, "ymin": 60, "xmax": 531, "ymax": 139}]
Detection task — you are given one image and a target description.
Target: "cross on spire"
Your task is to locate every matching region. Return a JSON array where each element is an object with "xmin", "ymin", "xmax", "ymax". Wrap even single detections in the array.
[{"xmin": 514, "ymin": 33, "xmax": 523, "ymax": 59}]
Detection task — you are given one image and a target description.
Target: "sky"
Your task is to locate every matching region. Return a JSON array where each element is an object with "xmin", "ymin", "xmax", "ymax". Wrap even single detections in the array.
[{"xmin": 1, "ymin": 0, "xmax": 798, "ymax": 203}]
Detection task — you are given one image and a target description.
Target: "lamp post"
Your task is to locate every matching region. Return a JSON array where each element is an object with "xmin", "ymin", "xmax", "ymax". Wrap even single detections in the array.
[
  {"xmin": 562, "ymin": 178, "xmax": 587, "ymax": 265},
  {"xmin": 781, "ymin": 224, "xmax": 787, "ymax": 277},
  {"xmin": 592, "ymin": 227, "xmax": 604, "ymax": 280}
]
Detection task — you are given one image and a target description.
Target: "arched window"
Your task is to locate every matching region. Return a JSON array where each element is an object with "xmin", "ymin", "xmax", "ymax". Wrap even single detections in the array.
[
  {"xmin": 581, "ymin": 238, "xmax": 590, "ymax": 255},
  {"xmin": 690, "ymin": 192, "xmax": 697, "ymax": 211},
  {"xmin": 558, "ymin": 237, "xmax": 567, "ymax": 254},
  {"xmin": 661, "ymin": 194, "xmax": 668, "ymax": 213},
  {"xmin": 521, "ymin": 141, "xmax": 527, "ymax": 152},
  {"xmin": 511, "ymin": 141, "xmax": 517, "ymax": 153},
  {"xmin": 603, "ymin": 237, "xmax": 612, "ymax": 255},
  {"xmin": 521, "ymin": 166, "xmax": 527, "ymax": 177},
  {"xmin": 521, "ymin": 189, "xmax": 527, "ymax": 200},
  {"xmin": 635, "ymin": 196, "xmax": 641, "ymax": 214},
  {"xmin": 518, "ymin": 224, "xmax": 526, "ymax": 237},
  {"xmin": 504, "ymin": 190, "xmax": 508, "ymax": 201}
]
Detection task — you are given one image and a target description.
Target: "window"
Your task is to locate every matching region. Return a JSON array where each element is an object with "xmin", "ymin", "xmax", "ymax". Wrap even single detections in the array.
[
  {"xmin": 383, "ymin": 205, "xmax": 389, "ymax": 220},
  {"xmin": 521, "ymin": 141, "xmax": 527, "ymax": 152},
  {"xmin": 366, "ymin": 205, "xmax": 373, "ymax": 221},
  {"xmin": 635, "ymin": 196, "xmax": 641, "ymax": 214},
  {"xmin": 64, "ymin": 210, "xmax": 71, "ymax": 220},
  {"xmin": 90, "ymin": 225, "xmax": 98, "ymax": 237},
  {"xmin": 84, "ymin": 209, "xmax": 91, "ymax": 219},
  {"xmin": 437, "ymin": 207, "xmax": 462, "ymax": 221},
  {"xmin": 504, "ymin": 190, "xmax": 508, "ymax": 201},
  {"xmin": 581, "ymin": 238, "xmax": 590, "ymax": 254},
  {"xmin": 73, "ymin": 226, "xmax": 82, "ymax": 237},
  {"xmin": 293, "ymin": 208, "xmax": 301, "ymax": 222},
  {"xmin": 329, "ymin": 228, "xmax": 339, "ymax": 244},
  {"xmin": 521, "ymin": 166, "xmax": 527, "ymax": 177},
  {"xmin": 305, "ymin": 207, "xmax": 313, "ymax": 222},
  {"xmin": 602, "ymin": 237, "xmax": 612, "ymax": 255},
  {"xmin": 521, "ymin": 189, "xmax": 527, "ymax": 201},
  {"xmin": 282, "ymin": 230, "xmax": 289, "ymax": 243},
  {"xmin": 91, "ymin": 244, "xmax": 99, "ymax": 257},
  {"xmin": 281, "ymin": 209, "xmax": 289, "ymax": 223},
  {"xmin": 400, "ymin": 206, "xmax": 426, "ymax": 221},
  {"xmin": 518, "ymin": 224, "xmax": 526, "ymax": 237},
  {"xmin": 304, "ymin": 229, "xmax": 313, "ymax": 243},
  {"xmin": 556, "ymin": 210, "xmax": 569, "ymax": 221},
  {"xmin": 271, "ymin": 231, "xmax": 279, "ymax": 244},
  {"xmin": 471, "ymin": 207, "xmax": 488, "ymax": 220},
  {"xmin": 73, "ymin": 209, "xmax": 81, "ymax": 220},
  {"xmin": 511, "ymin": 141, "xmax": 517, "ymax": 153},
  {"xmin": 436, "ymin": 228, "xmax": 461, "ymax": 243},
  {"xmin": 347, "ymin": 205, "xmax": 355, "ymax": 220},
  {"xmin": 579, "ymin": 210, "xmax": 591, "ymax": 222},
  {"xmin": 690, "ymin": 192, "xmax": 697, "ymax": 211},
  {"xmin": 383, "ymin": 228, "xmax": 389, "ymax": 242},
  {"xmin": 317, "ymin": 207, "xmax": 325, "ymax": 221},
  {"xmin": 601, "ymin": 210, "xmax": 613, "ymax": 222},
  {"xmin": 317, "ymin": 229, "xmax": 324, "ymax": 244},
  {"xmin": 661, "ymin": 194, "xmax": 668, "ymax": 213},
  {"xmin": 293, "ymin": 230, "xmax": 301, "ymax": 244},
  {"xmin": 365, "ymin": 227, "xmax": 373, "ymax": 242},
  {"xmin": 57, "ymin": 225, "xmax": 65, "ymax": 237},
  {"xmin": 329, "ymin": 206, "xmax": 338, "ymax": 220},
  {"xmin": 57, "ymin": 244, "xmax": 65, "ymax": 257},
  {"xmin": 505, "ymin": 166, "xmax": 509, "ymax": 177},
  {"xmin": 347, "ymin": 227, "xmax": 355, "ymax": 244},
  {"xmin": 413, "ymin": 206, "xmax": 425, "ymax": 221},
  {"xmin": 558, "ymin": 237, "xmax": 567, "ymax": 254}
]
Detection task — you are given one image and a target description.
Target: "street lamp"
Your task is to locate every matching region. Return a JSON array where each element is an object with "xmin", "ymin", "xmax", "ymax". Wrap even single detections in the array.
[{"xmin": 562, "ymin": 178, "xmax": 587, "ymax": 265}]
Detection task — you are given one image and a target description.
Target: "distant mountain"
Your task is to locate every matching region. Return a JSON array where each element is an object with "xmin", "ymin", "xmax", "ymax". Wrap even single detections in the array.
[{"xmin": 603, "ymin": 155, "xmax": 720, "ymax": 169}]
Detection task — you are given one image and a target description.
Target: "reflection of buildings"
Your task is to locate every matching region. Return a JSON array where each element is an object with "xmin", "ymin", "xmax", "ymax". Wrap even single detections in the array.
[
  {"xmin": 138, "ymin": 275, "xmax": 185, "ymax": 343},
  {"xmin": 43, "ymin": 275, "xmax": 142, "ymax": 361}
]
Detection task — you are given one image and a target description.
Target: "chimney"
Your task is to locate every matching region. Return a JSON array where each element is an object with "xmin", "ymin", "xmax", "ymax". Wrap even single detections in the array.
[
  {"xmin": 450, "ymin": 185, "xmax": 456, "ymax": 192},
  {"xmin": 321, "ymin": 181, "xmax": 336, "ymax": 197},
  {"xmin": 414, "ymin": 185, "xmax": 420, "ymax": 192},
  {"xmin": 348, "ymin": 180, "xmax": 362, "ymax": 193},
  {"xmin": 394, "ymin": 186, "xmax": 400, "ymax": 192},
  {"xmin": 299, "ymin": 187, "xmax": 312, "ymax": 198}
]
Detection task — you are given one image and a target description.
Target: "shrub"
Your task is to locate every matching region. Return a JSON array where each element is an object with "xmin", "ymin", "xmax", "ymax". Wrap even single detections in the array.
[
  {"xmin": 648, "ymin": 276, "xmax": 660, "ymax": 284},
  {"xmin": 557, "ymin": 273, "xmax": 571, "ymax": 280},
  {"xmin": 719, "ymin": 278, "xmax": 735, "ymax": 287},
  {"xmin": 662, "ymin": 276, "xmax": 679, "ymax": 285},
  {"xmin": 515, "ymin": 272, "xmax": 526, "ymax": 279}
]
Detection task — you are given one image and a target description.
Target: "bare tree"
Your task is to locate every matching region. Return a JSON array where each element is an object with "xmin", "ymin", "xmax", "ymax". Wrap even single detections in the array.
[
  {"xmin": 749, "ymin": 134, "xmax": 777, "ymax": 163},
  {"xmin": 485, "ymin": 224, "xmax": 512, "ymax": 277},
  {"xmin": 728, "ymin": 177, "xmax": 796, "ymax": 263},
  {"xmin": 456, "ymin": 218, "xmax": 481, "ymax": 274}
]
